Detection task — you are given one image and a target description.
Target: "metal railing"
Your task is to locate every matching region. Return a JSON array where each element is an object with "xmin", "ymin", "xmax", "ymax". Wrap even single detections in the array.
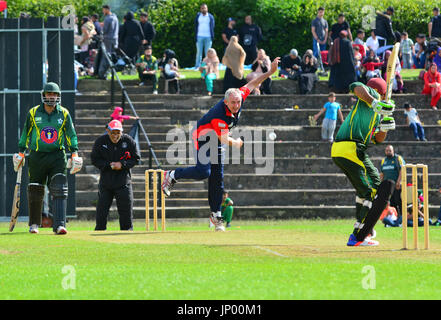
[{"xmin": 100, "ymin": 41, "xmax": 162, "ymax": 169}]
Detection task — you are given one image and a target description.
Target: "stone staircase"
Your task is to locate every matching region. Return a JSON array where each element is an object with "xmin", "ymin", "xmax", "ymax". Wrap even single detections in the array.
[{"xmin": 74, "ymin": 78, "xmax": 441, "ymax": 220}]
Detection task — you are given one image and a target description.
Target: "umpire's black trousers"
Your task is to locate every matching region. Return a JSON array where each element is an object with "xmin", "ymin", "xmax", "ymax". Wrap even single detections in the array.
[{"xmin": 95, "ymin": 183, "xmax": 134, "ymax": 230}]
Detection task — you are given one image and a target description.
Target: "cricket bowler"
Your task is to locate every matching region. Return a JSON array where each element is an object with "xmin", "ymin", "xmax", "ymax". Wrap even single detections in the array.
[
  {"xmin": 162, "ymin": 57, "xmax": 281, "ymax": 231},
  {"xmin": 12, "ymin": 82, "xmax": 82, "ymax": 234},
  {"xmin": 331, "ymin": 78, "xmax": 396, "ymax": 246}
]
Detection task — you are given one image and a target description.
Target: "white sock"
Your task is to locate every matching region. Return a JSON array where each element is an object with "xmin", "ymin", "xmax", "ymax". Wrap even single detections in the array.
[
  {"xmin": 215, "ymin": 211, "xmax": 222, "ymax": 218},
  {"xmin": 170, "ymin": 170, "xmax": 175, "ymax": 180}
]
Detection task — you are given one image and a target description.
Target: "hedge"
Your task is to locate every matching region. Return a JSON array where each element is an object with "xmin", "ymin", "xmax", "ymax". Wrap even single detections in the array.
[
  {"xmin": 6, "ymin": 0, "xmax": 103, "ymax": 23},
  {"xmin": 5, "ymin": 0, "xmax": 439, "ymax": 67},
  {"xmin": 148, "ymin": 0, "xmax": 437, "ymax": 67}
]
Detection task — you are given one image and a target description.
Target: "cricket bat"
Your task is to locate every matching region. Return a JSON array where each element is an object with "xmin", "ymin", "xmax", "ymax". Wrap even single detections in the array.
[
  {"xmin": 9, "ymin": 167, "xmax": 23, "ymax": 232},
  {"xmin": 385, "ymin": 42, "xmax": 401, "ymax": 102}
]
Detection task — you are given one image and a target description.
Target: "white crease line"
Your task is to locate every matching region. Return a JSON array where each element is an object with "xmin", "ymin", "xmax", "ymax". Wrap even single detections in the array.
[{"xmin": 254, "ymin": 246, "xmax": 288, "ymax": 258}]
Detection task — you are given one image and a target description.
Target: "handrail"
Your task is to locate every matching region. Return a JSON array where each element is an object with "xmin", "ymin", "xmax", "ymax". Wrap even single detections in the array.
[{"xmin": 100, "ymin": 41, "xmax": 162, "ymax": 169}]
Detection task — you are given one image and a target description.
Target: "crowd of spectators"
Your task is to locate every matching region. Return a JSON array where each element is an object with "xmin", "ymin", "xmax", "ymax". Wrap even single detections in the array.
[{"xmin": 71, "ymin": 3, "xmax": 441, "ymax": 104}]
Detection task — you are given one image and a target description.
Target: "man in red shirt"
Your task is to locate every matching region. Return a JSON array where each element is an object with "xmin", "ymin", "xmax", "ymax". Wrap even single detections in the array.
[{"xmin": 162, "ymin": 57, "xmax": 280, "ymax": 231}]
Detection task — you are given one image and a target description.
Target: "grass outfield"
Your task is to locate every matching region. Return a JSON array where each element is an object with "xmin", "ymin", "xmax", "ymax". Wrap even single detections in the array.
[{"xmin": 1, "ymin": 219, "xmax": 440, "ymax": 300}]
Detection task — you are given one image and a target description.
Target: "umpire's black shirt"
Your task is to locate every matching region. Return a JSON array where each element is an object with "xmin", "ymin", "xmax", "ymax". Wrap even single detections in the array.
[{"xmin": 91, "ymin": 133, "xmax": 141, "ymax": 188}]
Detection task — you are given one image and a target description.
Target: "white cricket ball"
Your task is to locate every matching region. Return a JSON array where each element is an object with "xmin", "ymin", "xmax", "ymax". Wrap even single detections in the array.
[{"xmin": 269, "ymin": 132, "xmax": 277, "ymax": 140}]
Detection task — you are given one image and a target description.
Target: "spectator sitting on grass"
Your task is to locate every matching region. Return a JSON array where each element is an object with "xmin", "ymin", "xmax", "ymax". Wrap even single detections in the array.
[
  {"xmin": 221, "ymin": 190, "xmax": 234, "ymax": 228},
  {"xmin": 313, "ymin": 92, "xmax": 344, "ymax": 142},
  {"xmin": 163, "ymin": 51, "xmax": 181, "ymax": 94},
  {"xmin": 110, "ymin": 107, "xmax": 139, "ymax": 123},
  {"xmin": 413, "ymin": 34, "xmax": 428, "ymax": 69},
  {"xmin": 246, "ymin": 49, "xmax": 271, "ymax": 95},
  {"xmin": 299, "ymin": 51, "xmax": 319, "ymax": 94},
  {"xmin": 404, "ymin": 103, "xmax": 427, "ymax": 141},
  {"xmin": 279, "ymin": 49, "xmax": 301, "ymax": 80},
  {"xmin": 380, "ymin": 202, "xmax": 399, "ymax": 227},
  {"xmin": 363, "ymin": 49, "xmax": 382, "ymax": 80},
  {"xmin": 199, "ymin": 48, "xmax": 220, "ymax": 96},
  {"xmin": 135, "ymin": 45, "xmax": 158, "ymax": 94}
]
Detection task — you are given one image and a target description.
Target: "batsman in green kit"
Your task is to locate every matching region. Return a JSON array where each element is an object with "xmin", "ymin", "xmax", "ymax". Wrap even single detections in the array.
[
  {"xmin": 331, "ymin": 78, "xmax": 396, "ymax": 247},
  {"xmin": 13, "ymin": 82, "xmax": 83, "ymax": 235}
]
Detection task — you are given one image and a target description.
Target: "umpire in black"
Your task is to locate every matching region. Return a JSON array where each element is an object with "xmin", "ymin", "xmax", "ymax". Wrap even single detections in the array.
[{"xmin": 91, "ymin": 119, "xmax": 141, "ymax": 230}]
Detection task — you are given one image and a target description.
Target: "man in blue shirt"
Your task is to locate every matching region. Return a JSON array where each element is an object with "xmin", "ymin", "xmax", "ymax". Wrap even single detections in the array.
[
  {"xmin": 194, "ymin": 3, "xmax": 215, "ymax": 68},
  {"xmin": 162, "ymin": 58, "xmax": 280, "ymax": 232},
  {"xmin": 313, "ymin": 92, "xmax": 344, "ymax": 142},
  {"xmin": 380, "ymin": 145, "xmax": 405, "ymax": 216}
]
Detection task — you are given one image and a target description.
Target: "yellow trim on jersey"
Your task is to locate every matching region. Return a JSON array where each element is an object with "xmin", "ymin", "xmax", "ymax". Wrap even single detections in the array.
[
  {"xmin": 349, "ymin": 101, "xmax": 359, "ymax": 140},
  {"xmin": 364, "ymin": 113, "xmax": 378, "ymax": 145},
  {"xmin": 331, "ymin": 141, "xmax": 365, "ymax": 169},
  {"xmin": 58, "ymin": 107, "xmax": 69, "ymax": 149},
  {"xmin": 29, "ymin": 106, "xmax": 41, "ymax": 151}
]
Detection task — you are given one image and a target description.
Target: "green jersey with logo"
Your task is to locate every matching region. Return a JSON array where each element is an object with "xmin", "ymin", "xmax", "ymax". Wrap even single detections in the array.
[
  {"xmin": 18, "ymin": 104, "xmax": 78, "ymax": 153},
  {"xmin": 335, "ymin": 82, "xmax": 381, "ymax": 146},
  {"xmin": 380, "ymin": 155, "xmax": 405, "ymax": 182},
  {"xmin": 136, "ymin": 55, "xmax": 158, "ymax": 72}
]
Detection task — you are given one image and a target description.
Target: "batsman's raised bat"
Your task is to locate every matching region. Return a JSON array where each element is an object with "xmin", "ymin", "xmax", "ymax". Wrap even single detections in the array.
[
  {"xmin": 385, "ymin": 42, "xmax": 400, "ymax": 102},
  {"xmin": 9, "ymin": 166, "xmax": 23, "ymax": 232}
]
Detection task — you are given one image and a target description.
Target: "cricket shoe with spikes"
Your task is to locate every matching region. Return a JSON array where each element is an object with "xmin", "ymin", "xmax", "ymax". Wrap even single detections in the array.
[
  {"xmin": 161, "ymin": 170, "xmax": 176, "ymax": 197},
  {"xmin": 55, "ymin": 226, "xmax": 67, "ymax": 235},
  {"xmin": 210, "ymin": 213, "xmax": 225, "ymax": 232},
  {"xmin": 29, "ymin": 224, "xmax": 39, "ymax": 234},
  {"xmin": 346, "ymin": 234, "xmax": 379, "ymax": 247}
]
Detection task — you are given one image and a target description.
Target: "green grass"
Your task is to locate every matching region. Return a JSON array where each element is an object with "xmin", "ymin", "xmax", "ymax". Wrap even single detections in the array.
[
  {"xmin": 1, "ymin": 219, "xmax": 440, "ymax": 300},
  {"xmin": 80, "ymin": 68, "xmax": 422, "ymax": 82}
]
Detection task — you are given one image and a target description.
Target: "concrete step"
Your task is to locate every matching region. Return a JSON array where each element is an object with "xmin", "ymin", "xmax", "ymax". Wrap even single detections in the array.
[
  {"xmin": 76, "ymin": 125, "xmax": 441, "ymax": 144},
  {"xmin": 75, "ymin": 188, "xmax": 440, "ymax": 208},
  {"xmin": 77, "ymin": 79, "xmax": 424, "ymax": 95},
  {"xmin": 71, "ymin": 205, "xmax": 441, "ymax": 220},
  {"xmin": 75, "ymin": 124, "xmax": 177, "ymax": 134},
  {"xmin": 76, "ymin": 141, "xmax": 441, "ymax": 159},
  {"xmin": 75, "ymin": 174, "xmax": 204, "ymax": 190},
  {"xmin": 75, "ymin": 93, "xmax": 433, "ymax": 110},
  {"xmin": 79, "ymin": 157, "xmax": 441, "ymax": 175},
  {"xmin": 75, "ymin": 173, "xmax": 441, "ymax": 191},
  {"xmin": 75, "ymin": 116, "xmax": 170, "ymax": 126},
  {"xmin": 75, "ymin": 108, "xmax": 441, "ymax": 124}
]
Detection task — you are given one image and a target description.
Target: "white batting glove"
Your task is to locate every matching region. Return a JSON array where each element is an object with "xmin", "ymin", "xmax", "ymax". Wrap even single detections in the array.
[
  {"xmin": 12, "ymin": 152, "xmax": 25, "ymax": 172},
  {"xmin": 371, "ymin": 99, "xmax": 395, "ymax": 116},
  {"xmin": 67, "ymin": 153, "xmax": 83, "ymax": 174},
  {"xmin": 379, "ymin": 117, "xmax": 396, "ymax": 132}
]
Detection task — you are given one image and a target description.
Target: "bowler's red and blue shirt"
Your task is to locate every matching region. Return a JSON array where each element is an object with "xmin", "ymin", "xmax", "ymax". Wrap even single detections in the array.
[{"xmin": 192, "ymin": 87, "xmax": 250, "ymax": 149}]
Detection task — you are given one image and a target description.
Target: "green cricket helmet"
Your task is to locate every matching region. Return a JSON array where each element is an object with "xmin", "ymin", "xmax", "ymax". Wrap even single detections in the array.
[{"xmin": 41, "ymin": 82, "xmax": 61, "ymax": 106}]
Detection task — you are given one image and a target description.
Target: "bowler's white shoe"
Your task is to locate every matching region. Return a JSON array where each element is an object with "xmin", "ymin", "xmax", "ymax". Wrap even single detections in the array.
[
  {"xmin": 210, "ymin": 213, "xmax": 225, "ymax": 232},
  {"xmin": 29, "ymin": 224, "xmax": 39, "ymax": 234},
  {"xmin": 55, "ymin": 226, "xmax": 67, "ymax": 235},
  {"xmin": 161, "ymin": 170, "xmax": 176, "ymax": 197}
]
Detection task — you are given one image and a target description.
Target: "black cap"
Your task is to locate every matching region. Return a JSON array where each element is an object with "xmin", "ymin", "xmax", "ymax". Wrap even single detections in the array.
[
  {"xmin": 144, "ymin": 45, "xmax": 152, "ymax": 50},
  {"xmin": 387, "ymin": 6, "xmax": 394, "ymax": 13},
  {"xmin": 404, "ymin": 103, "xmax": 411, "ymax": 109}
]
